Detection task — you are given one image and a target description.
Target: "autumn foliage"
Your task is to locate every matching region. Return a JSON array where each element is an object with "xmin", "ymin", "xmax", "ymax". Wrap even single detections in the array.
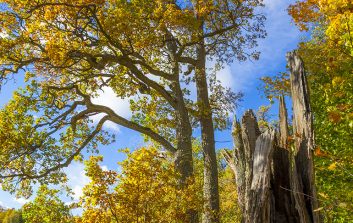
[{"xmin": 78, "ymin": 147, "xmax": 203, "ymax": 223}]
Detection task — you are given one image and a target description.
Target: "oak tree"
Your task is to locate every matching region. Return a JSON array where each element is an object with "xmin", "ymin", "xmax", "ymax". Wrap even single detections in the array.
[{"xmin": 0, "ymin": 1, "xmax": 265, "ymax": 222}]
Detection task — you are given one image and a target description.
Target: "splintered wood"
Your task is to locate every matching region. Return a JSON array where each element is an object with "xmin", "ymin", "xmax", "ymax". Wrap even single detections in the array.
[{"xmin": 224, "ymin": 51, "xmax": 320, "ymax": 223}]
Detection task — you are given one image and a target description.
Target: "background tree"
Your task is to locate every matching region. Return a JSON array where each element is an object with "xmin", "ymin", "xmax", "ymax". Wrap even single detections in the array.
[
  {"xmin": 22, "ymin": 185, "xmax": 73, "ymax": 223},
  {"xmin": 0, "ymin": 206, "xmax": 5, "ymax": 222},
  {"xmin": 183, "ymin": 1, "xmax": 266, "ymax": 221},
  {"xmin": 78, "ymin": 145, "xmax": 241, "ymax": 223},
  {"xmin": 0, "ymin": 209, "xmax": 23, "ymax": 223},
  {"xmin": 78, "ymin": 147, "xmax": 203, "ymax": 223}
]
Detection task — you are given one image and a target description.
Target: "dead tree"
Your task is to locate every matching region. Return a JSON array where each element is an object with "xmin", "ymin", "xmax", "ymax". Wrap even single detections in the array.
[{"xmin": 224, "ymin": 51, "xmax": 320, "ymax": 223}]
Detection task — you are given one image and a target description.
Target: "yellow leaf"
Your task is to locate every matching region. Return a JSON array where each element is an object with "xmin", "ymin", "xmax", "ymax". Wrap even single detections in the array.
[
  {"xmin": 318, "ymin": 192, "xmax": 329, "ymax": 199},
  {"xmin": 328, "ymin": 162, "xmax": 337, "ymax": 170}
]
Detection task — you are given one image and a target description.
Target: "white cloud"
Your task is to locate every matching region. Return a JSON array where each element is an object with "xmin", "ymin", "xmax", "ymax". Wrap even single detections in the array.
[
  {"xmin": 90, "ymin": 113, "xmax": 121, "ymax": 133},
  {"xmin": 104, "ymin": 121, "xmax": 121, "ymax": 132},
  {"xmin": 92, "ymin": 87, "xmax": 132, "ymax": 118},
  {"xmin": 65, "ymin": 201, "xmax": 74, "ymax": 206},
  {"xmin": 0, "ymin": 200, "xmax": 8, "ymax": 209},
  {"xmin": 64, "ymin": 162, "xmax": 90, "ymax": 201},
  {"xmin": 216, "ymin": 65, "xmax": 233, "ymax": 89},
  {"xmin": 91, "ymin": 87, "xmax": 132, "ymax": 133},
  {"xmin": 72, "ymin": 185, "xmax": 84, "ymax": 200},
  {"xmin": 90, "ymin": 86, "xmax": 134, "ymax": 132},
  {"xmin": 13, "ymin": 197, "xmax": 30, "ymax": 205},
  {"xmin": 101, "ymin": 165, "xmax": 109, "ymax": 171},
  {"xmin": 264, "ymin": 0, "xmax": 286, "ymax": 11}
]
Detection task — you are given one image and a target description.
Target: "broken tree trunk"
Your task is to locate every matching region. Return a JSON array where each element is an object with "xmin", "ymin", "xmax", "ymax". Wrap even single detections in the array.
[
  {"xmin": 287, "ymin": 51, "xmax": 320, "ymax": 223},
  {"xmin": 224, "ymin": 51, "xmax": 320, "ymax": 223},
  {"xmin": 224, "ymin": 111, "xmax": 274, "ymax": 223},
  {"xmin": 271, "ymin": 96, "xmax": 299, "ymax": 223}
]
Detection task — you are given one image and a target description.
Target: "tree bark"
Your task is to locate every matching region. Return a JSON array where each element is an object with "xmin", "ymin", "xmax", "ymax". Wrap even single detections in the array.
[
  {"xmin": 225, "ymin": 110, "xmax": 269, "ymax": 223},
  {"xmin": 195, "ymin": 36, "xmax": 220, "ymax": 223},
  {"xmin": 249, "ymin": 128, "xmax": 275, "ymax": 222},
  {"xmin": 225, "ymin": 51, "xmax": 320, "ymax": 223},
  {"xmin": 174, "ymin": 80, "xmax": 198, "ymax": 223},
  {"xmin": 173, "ymin": 85, "xmax": 194, "ymax": 183},
  {"xmin": 166, "ymin": 36, "xmax": 197, "ymax": 222},
  {"xmin": 287, "ymin": 51, "xmax": 320, "ymax": 223},
  {"xmin": 165, "ymin": 30, "xmax": 194, "ymax": 185},
  {"xmin": 271, "ymin": 96, "xmax": 299, "ymax": 223},
  {"xmin": 278, "ymin": 95, "xmax": 289, "ymax": 149}
]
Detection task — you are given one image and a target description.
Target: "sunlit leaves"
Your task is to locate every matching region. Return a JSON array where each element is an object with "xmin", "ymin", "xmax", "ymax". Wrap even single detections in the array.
[
  {"xmin": 0, "ymin": 86, "xmax": 113, "ymax": 197},
  {"xmin": 22, "ymin": 185, "xmax": 73, "ymax": 223},
  {"xmin": 259, "ymin": 72, "xmax": 290, "ymax": 100},
  {"xmin": 289, "ymin": 0, "xmax": 353, "ymax": 55},
  {"xmin": 79, "ymin": 147, "xmax": 203, "ymax": 223}
]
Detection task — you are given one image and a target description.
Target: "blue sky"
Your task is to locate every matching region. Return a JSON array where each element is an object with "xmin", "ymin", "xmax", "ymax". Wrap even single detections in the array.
[{"xmin": 0, "ymin": 0, "xmax": 304, "ymax": 210}]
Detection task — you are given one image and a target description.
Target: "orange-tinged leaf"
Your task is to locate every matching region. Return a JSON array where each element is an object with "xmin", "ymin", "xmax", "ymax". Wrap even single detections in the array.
[
  {"xmin": 314, "ymin": 147, "xmax": 329, "ymax": 157},
  {"xmin": 328, "ymin": 111, "xmax": 342, "ymax": 123}
]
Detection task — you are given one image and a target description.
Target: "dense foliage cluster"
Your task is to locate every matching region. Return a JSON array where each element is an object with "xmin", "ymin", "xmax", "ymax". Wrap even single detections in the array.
[
  {"xmin": 78, "ymin": 147, "xmax": 203, "ymax": 222},
  {"xmin": 22, "ymin": 185, "xmax": 73, "ymax": 223}
]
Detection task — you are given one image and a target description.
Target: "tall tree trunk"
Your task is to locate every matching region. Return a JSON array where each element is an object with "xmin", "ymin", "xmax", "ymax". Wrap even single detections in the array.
[
  {"xmin": 168, "ymin": 43, "xmax": 197, "ymax": 222},
  {"xmin": 224, "ymin": 51, "xmax": 320, "ymax": 223},
  {"xmin": 166, "ymin": 32, "xmax": 194, "ymax": 185},
  {"xmin": 195, "ymin": 36, "xmax": 220, "ymax": 223},
  {"xmin": 174, "ymin": 73, "xmax": 194, "ymax": 183},
  {"xmin": 174, "ymin": 82, "xmax": 198, "ymax": 222},
  {"xmin": 163, "ymin": 27, "xmax": 197, "ymax": 221}
]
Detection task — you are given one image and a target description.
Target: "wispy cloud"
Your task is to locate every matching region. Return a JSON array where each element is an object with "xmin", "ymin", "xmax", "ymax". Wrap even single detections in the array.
[
  {"xmin": 13, "ymin": 197, "xmax": 30, "ymax": 205},
  {"xmin": 64, "ymin": 162, "xmax": 90, "ymax": 201},
  {"xmin": 90, "ymin": 86, "xmax": 134, "ymax": 132},
  {"xmin": 92, "ymin": 87, "xmax": 132, "ymax": 118},
  {"xmin": 0, "ymin": 200, "xmax": 9, "ymax": 209},
  {"xmin": 227, "ymin": 0, "xmax": 301, "ymax": 93},
  {"xmin": 264, "ymin": 0, "xmax": 287, "ymax": 12}
]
